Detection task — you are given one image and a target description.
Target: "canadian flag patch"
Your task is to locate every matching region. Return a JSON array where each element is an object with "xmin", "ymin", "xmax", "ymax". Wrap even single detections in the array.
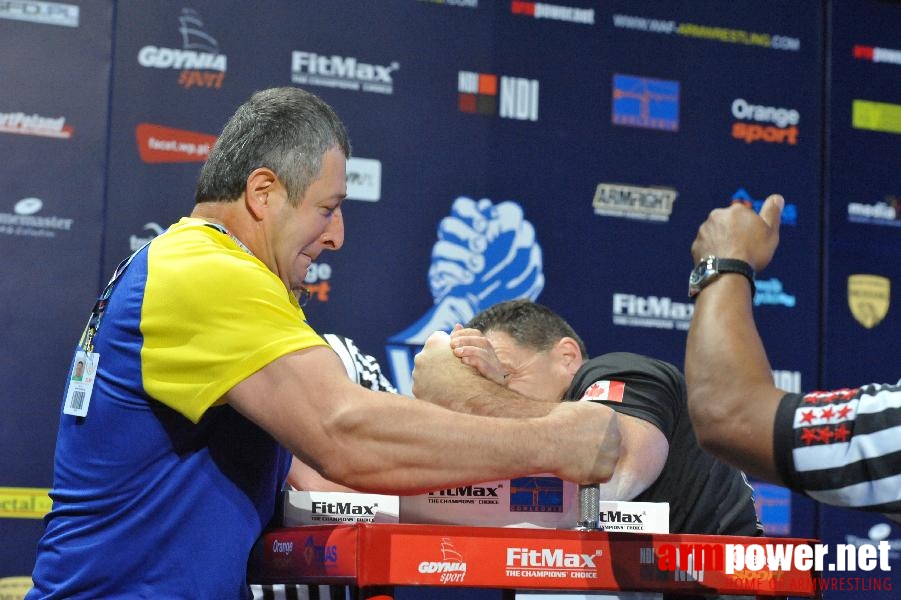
[{"xmin": 582, "ymin": 380, "xmax": 625, "ymax": 402}]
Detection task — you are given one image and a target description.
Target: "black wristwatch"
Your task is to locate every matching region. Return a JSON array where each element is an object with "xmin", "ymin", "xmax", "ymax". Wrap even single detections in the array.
[{"xmin": 688, "ymin": 256, "xmax": 756, "ymax": 298}]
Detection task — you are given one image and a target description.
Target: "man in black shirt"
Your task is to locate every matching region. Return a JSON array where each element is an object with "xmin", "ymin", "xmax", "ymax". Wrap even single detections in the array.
[{"xmin": 413, "ymin": 299, "xmax": 762, "ymax": 537}]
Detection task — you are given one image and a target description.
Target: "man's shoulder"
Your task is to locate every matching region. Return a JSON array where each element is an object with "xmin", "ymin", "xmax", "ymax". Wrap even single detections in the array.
[{"xmin": 585, "ymin": 352, "xmax": 681, "ymax": 376}]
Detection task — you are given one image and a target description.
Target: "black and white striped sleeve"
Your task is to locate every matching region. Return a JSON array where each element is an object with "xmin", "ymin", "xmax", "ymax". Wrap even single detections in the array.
[{"xmin": 774, "ymin": 382, "xmax": 901, "ymax": 515}]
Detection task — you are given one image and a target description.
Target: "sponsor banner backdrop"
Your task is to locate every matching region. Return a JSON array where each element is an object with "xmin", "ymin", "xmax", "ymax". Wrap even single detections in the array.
[
  {"xmin": 0, "ymin": 0, "xmax": 114, "ymax": 576},
  {"xmin": 1, "ymin": 0, "xmax": 897, "ymax": 593},
  {"xmin": 821, "ymin": 4, "xmax": 901, "ymax": 588},
  {"xmin": 817, "ymin": 506, "xmax": 901, "ymax": 596},
  {"xmin": 824, "ymin": 0, "xmax": 901, "ymax": 387}
]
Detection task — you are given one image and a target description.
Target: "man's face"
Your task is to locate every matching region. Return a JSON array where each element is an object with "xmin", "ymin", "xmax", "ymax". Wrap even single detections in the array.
[
  {"xmin": 74, "ymin": 362, "xmax": 84, "ymax": 377},
  {"xmin": 268, "ymin": 147, "xmax": 347, "ymax": 292},
  {"xmin": 484, "ymin": 330, "xmax": 572, "ymax": 403}
]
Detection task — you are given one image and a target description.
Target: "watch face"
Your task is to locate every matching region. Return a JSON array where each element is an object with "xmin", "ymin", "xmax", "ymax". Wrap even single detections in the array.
[
  {"xmin": 689, "ymin": 264, "xmax": 704, "ymax": 286},
  {"xmin": 688, "ymin": 258, "xmax": 716, "ymax": 297}
]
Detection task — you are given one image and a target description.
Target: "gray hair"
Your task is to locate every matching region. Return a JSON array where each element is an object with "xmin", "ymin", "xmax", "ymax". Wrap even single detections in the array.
[{"xmin": 195, "ymin": 87, "xmax": 351, "ymax": 206}]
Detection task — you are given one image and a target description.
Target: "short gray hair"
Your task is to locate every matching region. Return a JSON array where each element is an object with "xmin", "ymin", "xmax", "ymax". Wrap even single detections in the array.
[{"xmin": 195, "ymin": 87, "xmax": 351, "ymax": 206}]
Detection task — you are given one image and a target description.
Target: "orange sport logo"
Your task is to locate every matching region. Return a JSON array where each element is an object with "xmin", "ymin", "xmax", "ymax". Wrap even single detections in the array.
[{"xmin": 731, "ymin": 98, "xmax": 799, "ymax": 145}]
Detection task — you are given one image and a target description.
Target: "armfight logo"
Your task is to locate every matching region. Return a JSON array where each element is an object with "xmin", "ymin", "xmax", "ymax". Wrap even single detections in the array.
[
  {"xmin": 612, "ymin": 74, "xmax": 679, "ymax": 131},
  {"xmin": 137, "ymin": 8, "xmax": 227, "ymax": 89},
  {"xmin": 592, "ymin": 183, "xmax": 676, "ymax": 222}
]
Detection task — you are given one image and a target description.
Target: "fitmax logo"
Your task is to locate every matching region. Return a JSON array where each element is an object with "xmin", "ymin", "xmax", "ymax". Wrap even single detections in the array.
[
  {"xmin": 599, "ymin": 510, "xmax": 644, "ymax": 523},
  {"xmin": 311, "ymin": 501, "xmax": 376, "ymax": 515},
  {"xmin": 507, "ymin": 547, "xmax": 599, "ymax": 568},
  {"xmin": 430, "ymin": 485, "xmax": 499, "ymax": 497}
]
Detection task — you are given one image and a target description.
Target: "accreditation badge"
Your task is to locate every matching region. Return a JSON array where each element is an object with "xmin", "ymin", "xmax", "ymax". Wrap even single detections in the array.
[{"xmin": 63, "ymin": 350, "xmax": 99, "ymax": 418}]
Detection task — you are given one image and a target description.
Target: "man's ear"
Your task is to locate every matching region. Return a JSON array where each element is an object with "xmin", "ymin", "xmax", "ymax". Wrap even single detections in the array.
[
  {"xmin": 553, "ymin": 337, "xmax": 584, "ymax": 376},
  {"xmin": 245, "ymin": 167, "xmax": 278, "ymax": 220}
]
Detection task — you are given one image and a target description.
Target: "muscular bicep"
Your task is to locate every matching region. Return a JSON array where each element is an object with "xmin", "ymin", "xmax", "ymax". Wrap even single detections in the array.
[
  {"xmin": 224, "ymin": 345, "xmax": 364, "ymax": 472},
  {"xmin": 597, "ymin": 412, "xmax": 669, "ymax": 500}
]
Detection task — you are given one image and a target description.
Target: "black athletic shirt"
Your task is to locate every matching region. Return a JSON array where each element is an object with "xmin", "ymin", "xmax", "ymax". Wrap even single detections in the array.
[{"xmin": 566, "ymin": 352, "xmax": 763, "ymax": 536}]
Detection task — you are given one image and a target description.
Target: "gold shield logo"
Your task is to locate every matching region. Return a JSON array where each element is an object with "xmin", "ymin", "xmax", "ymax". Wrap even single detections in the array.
[{"xmin": 848, "ymin": 274, "xmax": 890, "ymax": 329}]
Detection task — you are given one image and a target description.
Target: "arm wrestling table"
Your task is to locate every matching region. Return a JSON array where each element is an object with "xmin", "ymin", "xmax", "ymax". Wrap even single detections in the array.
[{"xmin": 247, "ymin": 523, "xmax": 821, "ymax": 599}]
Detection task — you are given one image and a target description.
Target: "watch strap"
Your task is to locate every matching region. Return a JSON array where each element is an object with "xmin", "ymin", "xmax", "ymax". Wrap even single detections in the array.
[
  {"xmin": 714, "ymin": 258, "xmax": 756, "ymax": 295},
  {"xmin": 689, "ymin": 256, "xmax": 756, "ymax": 298}
]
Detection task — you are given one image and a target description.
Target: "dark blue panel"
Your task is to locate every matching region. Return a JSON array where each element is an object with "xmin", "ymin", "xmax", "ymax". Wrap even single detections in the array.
[
  {"xmin": 0, "ymin": 0, "xmax": 114, "ymax": 576},
  {"xmin": 824, "ymin": 0, "xmax": 901, "ymax": 388}
]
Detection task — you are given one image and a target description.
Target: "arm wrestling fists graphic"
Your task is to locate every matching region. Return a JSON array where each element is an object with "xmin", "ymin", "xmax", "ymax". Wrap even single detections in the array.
[
  {"xmin": 429, "ymin": 197, "xmax": 545, "ymax": 310},
  {"xmin": 387, "ymin": 197, "xmax": 544, "ymax": 394}
]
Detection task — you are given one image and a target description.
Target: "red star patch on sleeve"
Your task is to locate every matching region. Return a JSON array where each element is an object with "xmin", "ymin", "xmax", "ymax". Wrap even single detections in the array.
[
  {"xmin": 815, "ymin": 427, "xmax": 834, "ymax": 443},
  {"xmin": 799, "ymin": 428, "xmax": 818, "ymax": 445},
  {"xmin": 833, "ymin": 424, "xmax": 851, "ymax": 443}
]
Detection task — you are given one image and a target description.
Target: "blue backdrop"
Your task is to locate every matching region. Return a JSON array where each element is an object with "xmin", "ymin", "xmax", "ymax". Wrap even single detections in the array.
[{"xmin": 2, "ymin": 1, "xmax": 899, "ymax": 597}]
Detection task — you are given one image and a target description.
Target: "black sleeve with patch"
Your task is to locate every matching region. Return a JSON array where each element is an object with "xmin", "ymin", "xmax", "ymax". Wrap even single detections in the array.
[
  {"xmin": 567, "ymin": 352, "xmax": 762, "ymax": 537},
  {"xmin": 566, "ymin": 351, "xmax": 684, "ymax": 440}
]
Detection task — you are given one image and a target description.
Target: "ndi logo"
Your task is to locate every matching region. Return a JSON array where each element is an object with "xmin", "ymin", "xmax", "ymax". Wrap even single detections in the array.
[
  {"xmin": 612, "ymin": 74, "xmax": 679, "ymax": 131},
  {"xmin": 458, "ymin": 71, "xmax": 539, "ymax": 121}
]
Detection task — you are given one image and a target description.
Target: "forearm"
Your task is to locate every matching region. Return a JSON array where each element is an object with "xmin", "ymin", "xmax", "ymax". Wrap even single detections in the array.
[
  {"xmin": 448, "ymin": 382, "xmax": 557, "ymax": 418},
  {"xmin": 319, "ymin": 391, "xmax": 555, "ymax": 493},
  {"xmin": 685, "ymin": 275, "xmax": 783, "ymax": 481},
  {"xmin": 230, "ymin": 346, "xmax": 617, "ymax": 495}
]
